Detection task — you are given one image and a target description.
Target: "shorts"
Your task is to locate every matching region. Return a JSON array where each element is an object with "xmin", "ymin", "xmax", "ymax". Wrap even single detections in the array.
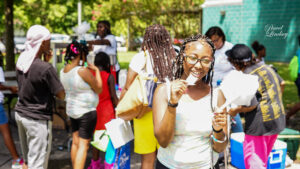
[
  {"xmin": 0, "ymin": 104, "xmax": 8, "ymax": 125},
  {"xmin": 133, "ymin": 111, "xmax": 159, "ymax": 154},
  {"xmin": 70, "ymin": 111, "xmax": 97, "ymax": 139}
]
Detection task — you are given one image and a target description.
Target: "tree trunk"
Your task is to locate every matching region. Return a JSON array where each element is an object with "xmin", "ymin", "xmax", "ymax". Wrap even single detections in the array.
[
  {"xmin": 4, "ymin": 0, "xmax": 15, "ymax": 71},
  {"xmin": 127, "ymin": 18, "xmax": 131, "ymax": 51}
]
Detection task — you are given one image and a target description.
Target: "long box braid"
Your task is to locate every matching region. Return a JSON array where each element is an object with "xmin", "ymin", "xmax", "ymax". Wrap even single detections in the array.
[{"xmin": 141, "ymin": 24, "xmax": 177, "ymax": 82}]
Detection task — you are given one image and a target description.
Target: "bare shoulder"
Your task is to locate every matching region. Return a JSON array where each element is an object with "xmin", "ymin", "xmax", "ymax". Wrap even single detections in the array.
[
  {"xmin": 155, "ymin": 83, "xmax": 167, "ymax": 98},
  {"xmin": 78, "ymin": 67, "xmax": 89, "ymax": 74},
  {"xmin": 77, "ymin": 67, "xmax": 93, "ymax": 78}
]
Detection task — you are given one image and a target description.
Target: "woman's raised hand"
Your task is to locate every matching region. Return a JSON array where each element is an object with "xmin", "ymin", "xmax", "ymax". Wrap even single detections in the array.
[
  {"xmin": 169, "ymin": 79, "xmax": 187, "ymax": 104},
  {"xmin": 87, "ymin": 63, "xmax": 99, "ymax": 71}
]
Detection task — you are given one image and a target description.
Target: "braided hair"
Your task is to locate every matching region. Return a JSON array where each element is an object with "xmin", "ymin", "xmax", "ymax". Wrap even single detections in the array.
[
  {"xmin": 141, "ymin": 24, "xmax": 177, "ymax": 82},
  {"xmin": 64, "ymin": 40, "xmax": 88, "ymax": 65},
  {"xmin": 174, "ymin": 34, "xmax": 216, "ymax": 111}
]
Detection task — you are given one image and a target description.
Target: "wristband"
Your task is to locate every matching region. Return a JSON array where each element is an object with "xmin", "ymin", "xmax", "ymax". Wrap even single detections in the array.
[
  {"xmin": 211, "ymin": 134, "xmax": 227, "ymax": 143},
  {"xmin": 212, "ymin": 127, "xmax": 223, "ymax": 133},
  {"xmin": 168, "ymin": 101, "xmax": 178, "ymax": 108}
]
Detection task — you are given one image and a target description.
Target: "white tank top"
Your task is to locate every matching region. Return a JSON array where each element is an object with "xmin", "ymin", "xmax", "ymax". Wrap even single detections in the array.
[
  {"xmin": 157, "ymin": 89, "xmax": 219, "ymax": 169},
  {"xmin": 60, "ymin": 66, "xmax": 98, "ymax": 119}
]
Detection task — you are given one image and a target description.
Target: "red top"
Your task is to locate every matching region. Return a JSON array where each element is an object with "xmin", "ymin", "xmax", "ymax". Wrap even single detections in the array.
[{"xmin": 92, "ymin": 70, "xmax": 115, "ymax": 130}]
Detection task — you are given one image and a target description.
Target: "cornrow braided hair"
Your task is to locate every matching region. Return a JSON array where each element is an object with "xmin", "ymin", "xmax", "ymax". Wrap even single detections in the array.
[
  {"xmin": 64, "ymin": 40, "xmax": 89, "ymax": 65},
  {"xmin": 141, "ymin": 24, "xmax": 177, "ymax": 82},
  {"xmin": 174, "ymin": 34, "xmax": 216, "ymax": 111}
]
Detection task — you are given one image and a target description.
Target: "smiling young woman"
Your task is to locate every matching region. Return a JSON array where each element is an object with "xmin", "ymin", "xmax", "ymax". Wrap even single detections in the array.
[{"xmin": 153, "ymin": 34, "xmax": 228, "ymax": 169}]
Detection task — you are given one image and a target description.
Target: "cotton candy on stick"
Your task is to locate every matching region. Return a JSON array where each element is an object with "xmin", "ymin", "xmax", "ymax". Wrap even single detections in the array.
[
  {"xmin": 216, "ymin": 70, "xmax": 259, "ymax": 112},
  {"xmin": 72, "ymin": 21, "xmax": 90, "ymax": 40}
]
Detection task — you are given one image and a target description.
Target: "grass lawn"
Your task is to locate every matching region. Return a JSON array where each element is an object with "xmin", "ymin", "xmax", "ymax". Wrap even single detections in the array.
[
  {"xmin": 267, "ymin": 62, "xmax": 299, "ymax": 109},
  {"xmin": 118, "ymin": 51, "xmax": 138, "ymax": 69}
]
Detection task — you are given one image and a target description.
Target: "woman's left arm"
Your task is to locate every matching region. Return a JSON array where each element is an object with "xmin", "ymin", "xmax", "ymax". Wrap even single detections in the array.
[
  {"xmin": 212, "ymin": 109, "xmax": 228, "ymax": 153},
  {"xmin": 212, "ymin": 89, "xmax": 228, "ymax": 153},
  {"xmin": 280, "ymin": 81, "xmax": 285, "ymax": 94}
]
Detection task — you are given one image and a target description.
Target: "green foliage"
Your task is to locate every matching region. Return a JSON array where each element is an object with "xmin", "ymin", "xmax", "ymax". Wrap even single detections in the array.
[
  {"xmin": 14, "ymin": 0, "xmax": 79, "ymax": 35},
  {"xmin": 267, "ymin": 62, "xmax": 300, "ymax": 109},
  {"xmin": 1, "ymin": 0, "xmax": 204, "ymax": 39},
  {"xmin": 93, "ymin": 0, "xmax": 205, "ymax": 38}
]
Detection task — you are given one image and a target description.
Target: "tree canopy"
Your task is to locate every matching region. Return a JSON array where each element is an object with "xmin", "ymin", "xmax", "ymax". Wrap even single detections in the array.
[{"xmin": 1, "ymin": 0, "xmax": 204, "ymax": 38}]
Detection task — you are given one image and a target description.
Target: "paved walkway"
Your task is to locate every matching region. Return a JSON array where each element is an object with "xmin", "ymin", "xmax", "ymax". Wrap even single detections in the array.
[{"xmin": 0, "ymin": 111, "xmax": 140, "ymax": 169}]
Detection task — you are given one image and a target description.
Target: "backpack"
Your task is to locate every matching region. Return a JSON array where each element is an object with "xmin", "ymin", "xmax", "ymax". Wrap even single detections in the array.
[{"xmin": 289, "ymin": 55, "xmax": 299, "ymax": 81}]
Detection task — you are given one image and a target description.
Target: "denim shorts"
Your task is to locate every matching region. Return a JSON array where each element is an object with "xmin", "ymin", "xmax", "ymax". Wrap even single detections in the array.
[{"xmin": 0, "ymin": 104, "xmax": 8, "ymax": 125}]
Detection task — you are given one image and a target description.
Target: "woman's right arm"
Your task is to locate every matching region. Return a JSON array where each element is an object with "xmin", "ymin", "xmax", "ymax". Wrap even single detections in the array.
[
  {"xmin": 119, "ymin": 68, "xmax": 138, "ymax": 100},
  {"xmin": 153, "ymin": 80, "xmax": 187, "ymax": 148},
  {"xmin": 78, "ymin": 64, "xmax": 102, "ymax": 94}
]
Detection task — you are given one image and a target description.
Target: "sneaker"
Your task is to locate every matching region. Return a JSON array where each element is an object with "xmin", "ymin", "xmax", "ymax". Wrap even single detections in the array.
[
  {"xmin": 87, "ymin": 159, "xmax": 101, "ymax": 169},
  {"xmin": 12, "ymin": 158, "xmax": 24, "ymax": 169}
]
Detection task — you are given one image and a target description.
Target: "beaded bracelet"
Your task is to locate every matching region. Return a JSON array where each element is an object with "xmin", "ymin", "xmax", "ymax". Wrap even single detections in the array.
[{"xmin": 211, "ymin": 134, "xmax": 227, "ymax": 143}]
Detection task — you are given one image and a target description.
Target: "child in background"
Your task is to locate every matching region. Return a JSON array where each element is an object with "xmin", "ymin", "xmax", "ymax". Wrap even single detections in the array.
[
  {"xmin": 88, "ymin": 52, "xmax": 119, "ymax": 169},
  {"xmin": 251, "ymin": 41, "xmax": 266, "ymax": 64}
]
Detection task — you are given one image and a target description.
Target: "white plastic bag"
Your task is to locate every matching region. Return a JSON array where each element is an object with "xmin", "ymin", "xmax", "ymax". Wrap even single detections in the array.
[
  {"xmin": 218, "ymin": 70, "xmax": 259, "ymax": 110},
  {"xmin": 105, "ymin": 118, "xmax": 134, "ymax": 149},
  {"xmin": 90, "ymin": 130, "xmax": 109, "ymax": 152}
]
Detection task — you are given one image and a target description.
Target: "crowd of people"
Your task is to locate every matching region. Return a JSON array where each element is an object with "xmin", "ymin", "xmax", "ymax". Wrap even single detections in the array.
[{"xmin": 0, "ymin": 21, "xmax": 291, "ymax": 169}]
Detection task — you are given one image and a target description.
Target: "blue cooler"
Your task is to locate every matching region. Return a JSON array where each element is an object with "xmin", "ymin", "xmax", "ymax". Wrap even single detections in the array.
[{"xmin": 230, "ymin": 132, "xmax": 287, "ymax": 169}]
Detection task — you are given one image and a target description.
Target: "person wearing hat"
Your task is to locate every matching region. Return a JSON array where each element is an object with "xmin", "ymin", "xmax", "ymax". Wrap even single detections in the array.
[
  {"xmin": 15, "ymin": 25, "xmax": 65, "ymax": 169},
  {"xmin": 226, "ymin": 44, "xmax": 285, "ymax": 169}
]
